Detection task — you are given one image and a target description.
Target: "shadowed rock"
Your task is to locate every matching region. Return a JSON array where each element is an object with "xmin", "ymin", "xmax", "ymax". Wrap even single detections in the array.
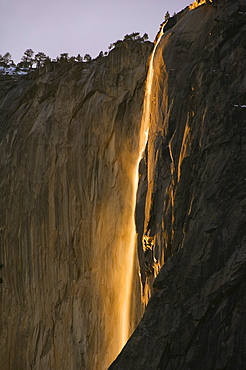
[{"xmin": 110, "ymin": 0, "xmax": 246, "ymax": 368}]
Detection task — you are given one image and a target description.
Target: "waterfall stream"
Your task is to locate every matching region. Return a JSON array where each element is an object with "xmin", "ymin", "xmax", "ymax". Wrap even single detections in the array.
[{"xmin": 119, "ymin": 24, "xmax": 165, "ymax": 352}]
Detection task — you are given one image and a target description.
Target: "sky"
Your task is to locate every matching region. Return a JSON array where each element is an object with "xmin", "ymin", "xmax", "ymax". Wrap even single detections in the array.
[{"xmin": 1, "ymin": 0, "xmax": 190, "ymax": 64}]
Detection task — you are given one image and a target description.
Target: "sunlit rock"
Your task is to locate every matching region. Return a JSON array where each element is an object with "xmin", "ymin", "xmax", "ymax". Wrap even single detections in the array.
[
  {"xmin": 110, "ymin": 0, "xmax": 246, "ymax": 368},
  {"xmin": 1, "ymin": 0, "xmax": 246, "ymax": 368},
  {"xmin": 0, "ymin": 41, "xmax": 152, "ymax": 370}
]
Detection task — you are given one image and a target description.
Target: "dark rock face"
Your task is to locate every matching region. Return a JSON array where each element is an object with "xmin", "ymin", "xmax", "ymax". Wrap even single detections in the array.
[{"xmin": 110, "ymin": 1, "xmax": 246, "ymax": 369}]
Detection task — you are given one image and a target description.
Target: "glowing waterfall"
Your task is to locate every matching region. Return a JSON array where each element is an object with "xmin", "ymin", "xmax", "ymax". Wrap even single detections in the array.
[
  {"xmin": 119, "ymin": 26, "xmax": 164, "ymax": 348},
  {"xmin": 189, "ymin": 0, "xmax": 212, "ymax": 10},
  {"xmin": 142, "ymin": 27, "xmax": 164, "ymax": 133}
]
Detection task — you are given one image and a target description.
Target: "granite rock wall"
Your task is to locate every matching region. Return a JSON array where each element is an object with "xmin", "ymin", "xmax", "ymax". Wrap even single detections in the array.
[
  {"xmin": 0, "ymin": 41, "xmax": 152, "ymax": 370},
  {"xmin": 111, "ymin": 1, "xmax": 246, "ymax": 368}
]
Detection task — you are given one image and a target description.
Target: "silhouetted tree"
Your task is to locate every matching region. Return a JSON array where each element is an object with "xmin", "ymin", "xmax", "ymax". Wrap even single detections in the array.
[
  {"xmin": 59, "ymin": 53, "xmax": 69, "ymax": 63},
  {"xmin": 142, "ymin": 33, "xmax": 149, "ymax": 41},
  {"xmin": 34, "ymin": 52, "xmax": 47, "ymax": 68},
  {"xmin": 69, "ymin": 56, "xmax": 76, "ymax": 63},
  {"xmin": 108, "ymin": 31, "xmax": 149, "ymax": 52},
  {"xmin": 60, "ymin": 53, "xmax": 68, "ymax": 59},
  {"xmin": 1, "ymin": 52, "xmax": 14, "ymax": 67},
  {"xmin": 123, "ymin": 32, "xmax": 149, "ymax": 42},
  {"xmin": 123, "ymin": 34, "xmax": 131, "ymax": 41},
  {"xmin": 76, "ymin": 53, "xmax": 83, "ymax": 62},
  {"xmin": 108, "ymin": 43, "xmax": 115, "ymax": 50},
  {"xmin": 165, "ymin": 11, "xmax": 170, "ymax": 21},
  {"xmin": 21, "ymin": 49, "xmax": 34, "ymax": 68},
  {"xmin": 132, "ymin": 32, "xmax": 141, "ymax": 40},
  {"xmin": 84, "ymin": 53, "xmax": 92, "ymax": 62},
  {"xmin": 16, "ymin": 61, "xmax": 25, "ymax": 69},
  {"xmin": 25, "ymin": 49, "xmax": 34, "ymax": 66},
  {"xmin": 0, "ymin": 55, "xmax": 4, "ymax": 67},
  {"xmin": 96, "ymin": 51, "xmax": 104, "ymax": 59},
  {"xmin": 124, "ymin": 32, "xmax": 141, "ymax": 41}
]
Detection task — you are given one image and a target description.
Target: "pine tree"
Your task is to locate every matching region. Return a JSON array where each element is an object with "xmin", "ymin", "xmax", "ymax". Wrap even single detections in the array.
[
  {"xmin": 2, "ymin": 52, "xmax": 13, "ymax": 67},
  {"xmin": 34, "ymin": 52, "xmax": 47, "ymax": 68},
  {"xmin": 84, "ymin": 54, "xmax": 92, "ymax": 62},
  {"xmin": 21, "ymin": 49, "xmax": 34, "ymax": 68},
  {"xmin": 165, "ymin": 11, "xmax": 170, "ymax": 21},
  {"xmin": 142, "ymin": 33, "xmax": 149, "ymax": 41},
  {"xmin": 76, "ymin": 54, "xmax": 83, "ymax": 62}
]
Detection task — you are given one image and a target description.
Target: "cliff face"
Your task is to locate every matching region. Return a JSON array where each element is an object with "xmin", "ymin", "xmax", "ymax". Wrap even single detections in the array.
[
  {"xmin": 0, "ymin": 42, "xmax": 152, "ymax": 370},
  {"xmin": 1, "ymin": 1, "xmax": 246, "ymax": 369},
  {"xmin": 111, "ymin": 0, "xmax": 246, "ymax": 368}
]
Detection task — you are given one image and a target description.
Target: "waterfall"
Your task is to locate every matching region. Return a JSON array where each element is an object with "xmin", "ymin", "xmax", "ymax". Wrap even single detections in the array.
[
  {"xmin": 142, "ymin": 26, "xmax": 164, "ymax": 133},
  {"xmin": 119, "ymin": 24, "xmax": 165, "ymax": 350}
]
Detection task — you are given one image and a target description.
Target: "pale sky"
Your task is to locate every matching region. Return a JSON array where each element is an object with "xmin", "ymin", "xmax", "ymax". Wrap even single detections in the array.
[{"xmin": 1, "ymin": 0, "xmax": 190, "ymax": 64}]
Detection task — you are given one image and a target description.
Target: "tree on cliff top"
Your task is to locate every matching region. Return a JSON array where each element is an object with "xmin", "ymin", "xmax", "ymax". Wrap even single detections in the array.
[
  {"xmin": 76, "ymin": 54, "xmax": 83, "ymax": 62},
  {"xmin": 123, "ymin": 32, "xmax": 149, "ymax": 42},
  {"xmin": 165, "ymin": 11, "xmax": 170, "ymax": 21},
  {"xmin": 34, "ymin": 52, "xmax": 47, "ymax": 68},
  {"xmin": 21, "ymin": 49, "xmax": 34, "ymax": 68},
  {"xmin": 0, "ymin": 52, "xmax": 14, "ymax": 67},
  {"xmin": 84, "ymin": 53, "xmax": 92, "ymax": 62},
  {"xmin": 109, "ymin": 32, "xmax": 149, "ymax": 50}
]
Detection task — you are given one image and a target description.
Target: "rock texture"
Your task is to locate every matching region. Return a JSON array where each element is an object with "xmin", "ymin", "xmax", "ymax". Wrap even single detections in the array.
[
  {"xmin": 0, "ymin": 41, "xmax": 152, "ymax": 370},
  {"xmin": 110, "ymin": 0, "xmax": 246, "ymax": 368},
  {"xmin": 1, "ymin": 0, "xmax": 246, "ymax": 369}
]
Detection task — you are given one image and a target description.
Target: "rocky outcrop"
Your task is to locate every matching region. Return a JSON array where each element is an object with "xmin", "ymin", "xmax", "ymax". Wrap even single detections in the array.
[
  {"xmin": 110, "ymin": 0, "xmax": 246, "ymax": 368},
  {"xmin": 1, "ymin": 0, "xmax": 246, "ymax": 369},
  {"xmin": 0, "ymin": 41, "xmax": 152, "ymax": 370}
]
